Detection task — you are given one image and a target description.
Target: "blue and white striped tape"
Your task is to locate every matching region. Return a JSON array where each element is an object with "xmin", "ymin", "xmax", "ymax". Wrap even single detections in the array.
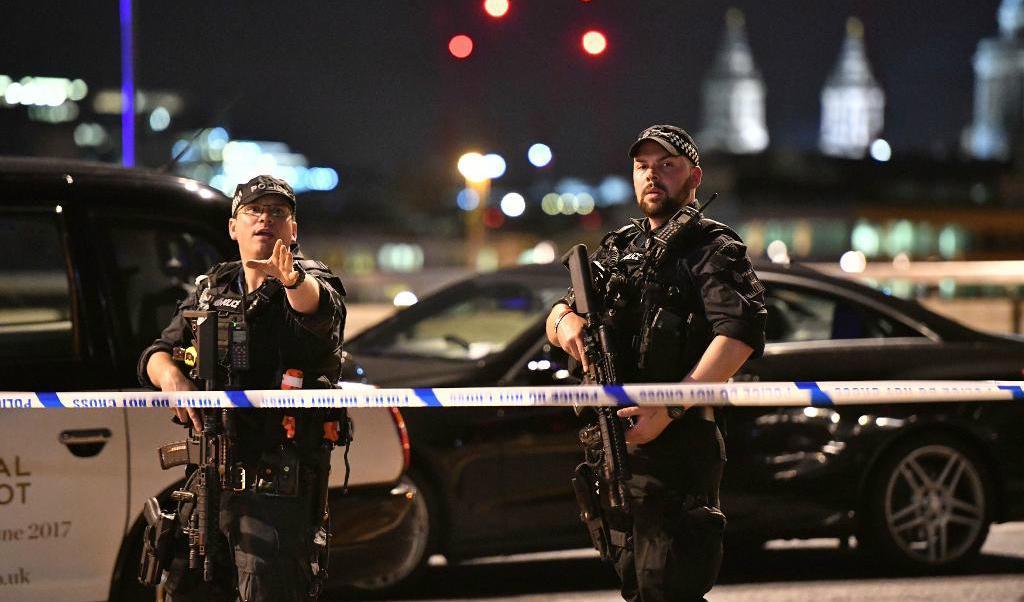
[{"xmin": 1, "ymin": 380, "xmax": 1022, "ymax": 409}]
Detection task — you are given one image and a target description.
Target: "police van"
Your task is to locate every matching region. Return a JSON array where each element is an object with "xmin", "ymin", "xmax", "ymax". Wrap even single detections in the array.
[{"xmin": 0, "ymin": 158, "xmax": 426, "ymax": 601}]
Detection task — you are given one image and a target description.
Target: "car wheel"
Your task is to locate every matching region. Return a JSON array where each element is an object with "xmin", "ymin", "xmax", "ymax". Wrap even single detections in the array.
[
  {"xmin": 861, "ymin": 433, "xmax": 992, "ymax": 570},
  {"xmin": 346, "ymin": 470, "xmax": 435, "ymax": 595}
]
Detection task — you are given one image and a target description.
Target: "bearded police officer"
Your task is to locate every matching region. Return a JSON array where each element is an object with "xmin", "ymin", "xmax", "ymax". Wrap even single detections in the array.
[
  {"xmin": 546, "ymin": 125, "xmax": 766, "ymax": 602},
  {"xmin": 139, "ymin": 175, "xmax": 347, "ymax": 601}
]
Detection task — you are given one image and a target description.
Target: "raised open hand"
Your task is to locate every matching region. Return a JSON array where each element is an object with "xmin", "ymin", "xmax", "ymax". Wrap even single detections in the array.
[{"xmin": 244, "ymin": 239, "xmax": 299, "ymax": 287}]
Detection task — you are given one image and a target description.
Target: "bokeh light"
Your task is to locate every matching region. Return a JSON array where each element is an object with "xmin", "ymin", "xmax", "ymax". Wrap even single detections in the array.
[
  {"xmin": 483, "ymin": 153, "xmax": 507, "ymax": 179},
  {"xmin": 483, "ymin": 0, "xmax": 509, "ymax": 18},
  {"xmin": 527, "ymin": 143, "xmax": 552, "ymax": 167},
  {"xmin": 766, "ymin": 240, "xmax": 790, "ymax": 264},
  {"xmin": 839, "ymin": 250, "xmax": 867, "ymax": 273},
  {"xmin": 532, "ymin": 241, "xmax": 557, "ymax": 263},
  {"xmin": 449, "ymin": 35, "xmax": 474, "ymax": 59},
  {"xmin": 582, "ymin": 30, "xmax": 607, "ymax": 55},
  {"xmin": 149, "ymin": 107, "xmax": 170, "ymax": 132},
  {"xmin": 483, "ymin": 207, "xmax": 505, "ymax": 228},
  {"xmin": 559, "ymin": 192, "xmax": 578, "ymax": 215},
  {"xmin": 541, "ymin": 193, "xmax": 561, "ymax": 215},
  {"xmin": 500, "ymin": 192, "xmax": 526, "ymax": 217},
  {"xmin": 457, "ymin": 188, "xmax": 481, "ymax": 211},
  {"xmin": 305, "ymin": 167, "xmax": 339, "ymax": 191},
  {"xmin": 576, "ymin": 192, "xmax": 595, "ymax": 215},
  {"xmin": 458, "ymin": 152, "xmax": 487, "ymax": 182},
  {"xmin": 870, "ymin": 138, "xmax": 892, "ymax": 162}
]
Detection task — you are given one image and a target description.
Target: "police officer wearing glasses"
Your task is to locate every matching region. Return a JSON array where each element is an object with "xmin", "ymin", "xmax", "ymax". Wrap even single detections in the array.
[
  {"xmin": 546, "ymin": 126, "xmax": 766, "ymax": 602},
  {"xmin": 139, "ymin": 175, "xmax": 347, "ymax": 601}
]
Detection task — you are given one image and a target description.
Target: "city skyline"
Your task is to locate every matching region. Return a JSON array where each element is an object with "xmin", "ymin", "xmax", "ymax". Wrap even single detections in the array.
[{"xmin": 1, "ymin": 0, "xmax": 1008, "ymax": 180}]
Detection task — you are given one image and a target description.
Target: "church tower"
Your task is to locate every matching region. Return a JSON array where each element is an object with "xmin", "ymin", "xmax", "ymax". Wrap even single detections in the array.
[
  {"xmin": 699, "ymin": 9, "xmax": 769, "ymax": 154},
  {"xmin": 963, "ymin": 0, "xmax": 1024, "ymax": 160},
  {"xmin": 819, "ymin": 18, "xmax": 885, "ymax": 159}
]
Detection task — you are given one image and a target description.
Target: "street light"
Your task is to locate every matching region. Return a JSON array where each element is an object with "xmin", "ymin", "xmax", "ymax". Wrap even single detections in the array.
[
  {"xmin": 457, "ymin": 151, "xmax": 507, "ymax": 269},
  {"xmin": 458, "ymin": 152, "xmax": 488, "ymax": 182}
]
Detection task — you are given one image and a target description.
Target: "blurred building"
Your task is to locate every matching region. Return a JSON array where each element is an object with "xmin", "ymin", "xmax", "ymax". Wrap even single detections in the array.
[
  {"xmin": 167, "ymin": 128, "xmax": 339, "ymax": 198},
  {"xmin": 963, "ymin": 0, "xmax": 1024, "ymax": 161},
  {"xmin": 698, "ymin": 9, "xmax": 769, "ymax": 154},
  {"xmin": 819, "ymin": 18, "xmax": 886, "ymax": 159}
]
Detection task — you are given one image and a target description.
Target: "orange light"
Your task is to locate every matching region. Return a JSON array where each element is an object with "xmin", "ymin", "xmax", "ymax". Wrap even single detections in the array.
[
  {"xmin": 484, "ymin": 0, "xmax": 510, "ymax": 18},
  {"xmin": 449, "ymin": 34, "xmax": 474, "ymax": 59},
  {"xmin": 582, "ymin": 30, "xmax": 607, "ymax": 55}
]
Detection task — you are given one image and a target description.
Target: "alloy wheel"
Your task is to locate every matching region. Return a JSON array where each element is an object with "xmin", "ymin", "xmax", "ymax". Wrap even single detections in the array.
[{"xmin": 882, "ymin": 443, "xmax": 987, "ymax": 565}]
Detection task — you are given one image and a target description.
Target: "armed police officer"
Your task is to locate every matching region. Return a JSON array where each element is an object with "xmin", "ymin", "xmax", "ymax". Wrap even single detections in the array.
[
  {"xmin": 138, "ymin": 175, "xmax": 347, "ymax": 601},
  {"xmin": 546, "ymin": 125, "xmax": 766, "ymax": 602}
]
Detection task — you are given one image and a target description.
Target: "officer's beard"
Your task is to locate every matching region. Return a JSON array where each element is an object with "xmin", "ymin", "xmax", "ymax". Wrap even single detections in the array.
[{"xmin": 638, "ymin": 184, "xmax": 694, "ymax": 224}]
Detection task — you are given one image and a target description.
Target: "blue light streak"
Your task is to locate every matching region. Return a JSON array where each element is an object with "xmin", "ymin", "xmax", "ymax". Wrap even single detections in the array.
[{"xmin": 120, "ymin": 0, "xmax": 135, "ymax": 167}]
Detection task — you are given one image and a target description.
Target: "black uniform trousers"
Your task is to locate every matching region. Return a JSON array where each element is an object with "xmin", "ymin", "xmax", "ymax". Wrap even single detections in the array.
[
  {"xmin": 611, "ymin": 412, "xmax": 727, "ymax": 602},
  {"xmin": 163, "ymin": 475, "xmax": 319, "ymax": 602}
]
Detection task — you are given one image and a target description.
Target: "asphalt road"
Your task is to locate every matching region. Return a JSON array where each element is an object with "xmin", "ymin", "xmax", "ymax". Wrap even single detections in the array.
[{"xmin": 343, "ymin": 522, "xmax": 1024, "ymax": 602}]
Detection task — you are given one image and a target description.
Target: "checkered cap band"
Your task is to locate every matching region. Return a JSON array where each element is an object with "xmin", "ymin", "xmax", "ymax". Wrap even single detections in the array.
[{"xmin": 630, "ymin": 125, "xmax": 700, "ymax": 166}]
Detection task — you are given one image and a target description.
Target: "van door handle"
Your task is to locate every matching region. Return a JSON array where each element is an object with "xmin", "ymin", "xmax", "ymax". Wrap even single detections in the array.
[{"xmin": 59, "ymin": 428, "xmax": 112, "ymax": 457}]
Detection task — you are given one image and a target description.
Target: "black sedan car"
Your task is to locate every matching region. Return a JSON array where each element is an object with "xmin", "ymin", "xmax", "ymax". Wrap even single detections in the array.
[{"xmin": 346, "ymin": 261, "xmax": 1024, "ymax": 584}]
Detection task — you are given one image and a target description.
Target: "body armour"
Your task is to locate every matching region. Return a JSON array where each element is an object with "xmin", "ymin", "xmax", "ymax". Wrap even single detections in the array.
[
  {"xmin": 138, "ymin": 252, "xmax": 348, "ymax": 463},
  {"xmin": 565, "ymin": 216, "xmax": 766, "ymax": 384}
]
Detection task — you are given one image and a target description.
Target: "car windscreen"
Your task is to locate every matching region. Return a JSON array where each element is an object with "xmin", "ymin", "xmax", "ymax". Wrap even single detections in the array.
[{"xmin": 350, "ymin": 279, "xmax": 567, "ymax": 361}]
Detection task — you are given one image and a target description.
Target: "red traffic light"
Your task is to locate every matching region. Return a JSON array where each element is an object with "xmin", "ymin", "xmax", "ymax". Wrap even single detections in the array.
[
  {"xmin": 449, "ymin": 35, "xmax": 474, "ymax": 59},
  {"xmin": 582, "ymin": 30, "xmax": 607, "ymax": 55}
]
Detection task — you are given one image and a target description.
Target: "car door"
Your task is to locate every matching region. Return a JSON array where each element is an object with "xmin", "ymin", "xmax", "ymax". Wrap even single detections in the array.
[
  {"xmin": 722, "ymin": 281, "xmax": 935, "ymax": 535},
  {"xmin": 0, "ymin": 410, "xmax": 128, "ymax": 601},
  {"xmin": 496, "ymin": 336, "xmax": 591, "ymax": 550}
]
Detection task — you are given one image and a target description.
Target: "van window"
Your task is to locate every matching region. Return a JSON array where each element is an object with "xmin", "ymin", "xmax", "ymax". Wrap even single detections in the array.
[
  {"xmin": 0, "ymin": 212, "xmax": 72, "ymax": 358},
  {"xmin": 103, "ymin": 222, "xmax": 224, "ymax": 350}
]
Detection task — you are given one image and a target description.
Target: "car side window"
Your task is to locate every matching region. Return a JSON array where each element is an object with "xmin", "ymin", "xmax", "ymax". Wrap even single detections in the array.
[
  {"xmin": 353, "ymin": 283, "xmax": 566, "ymax": 361},
  {"xmin": 765, "ymin": 285, "xmax": 922, "ymax": 343},
  {"xmin": 0, "ymin": 212, "xmax": 73, "ymax": 359},
  {"xmin": 102, "ymin": 220, "xmax": 225, "ymax": 350}
]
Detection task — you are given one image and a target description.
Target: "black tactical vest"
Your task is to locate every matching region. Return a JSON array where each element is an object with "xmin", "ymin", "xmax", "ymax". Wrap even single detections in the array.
[
  {"xmin": 592, "ymin": 218, "xmax": 738, "ymax": 383},
  {"xmin": 193, "ymin": 259, "xmax": 345, "ymax": 391},
  {"xmin": 193, "ymin": 259, "xmax": 346, "ymax": 460}
]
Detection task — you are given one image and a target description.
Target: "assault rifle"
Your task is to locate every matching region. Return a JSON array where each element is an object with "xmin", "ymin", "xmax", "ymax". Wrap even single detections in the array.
[
  {"xmin": 563, "ymin": 244, "xmax": 632, "ymax": 561},
  {"xmin": 141, "ymin": 310, "xmax": 244, "ymax": 585}
]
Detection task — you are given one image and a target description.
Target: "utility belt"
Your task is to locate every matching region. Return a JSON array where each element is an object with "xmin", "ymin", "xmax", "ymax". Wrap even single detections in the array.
[{"xmin": 156, "ymin": 440, "xmax": 309, "ymax": 498}]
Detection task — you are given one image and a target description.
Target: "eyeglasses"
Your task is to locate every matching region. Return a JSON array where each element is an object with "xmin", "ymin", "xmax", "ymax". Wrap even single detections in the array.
[{"xmin": 238, "ymin": 204, "xmax": 293, "ymax": 219}]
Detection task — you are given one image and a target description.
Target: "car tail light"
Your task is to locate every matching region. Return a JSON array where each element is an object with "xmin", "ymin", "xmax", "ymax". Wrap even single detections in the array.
[{"xmin": 388, "ymin": 407, "xmax": 411, "ymax": 472}]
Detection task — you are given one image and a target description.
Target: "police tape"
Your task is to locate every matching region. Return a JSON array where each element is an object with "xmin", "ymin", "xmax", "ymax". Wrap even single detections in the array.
[{"xmin": 1, "ymin": 380, "xmax": 1022, "ymax": 409}]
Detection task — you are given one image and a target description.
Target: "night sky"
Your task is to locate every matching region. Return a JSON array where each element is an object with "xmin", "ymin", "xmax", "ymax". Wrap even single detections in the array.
[{"xmin": 1, "ymin": 0, "xmax": 1007, "ymax": 180}]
